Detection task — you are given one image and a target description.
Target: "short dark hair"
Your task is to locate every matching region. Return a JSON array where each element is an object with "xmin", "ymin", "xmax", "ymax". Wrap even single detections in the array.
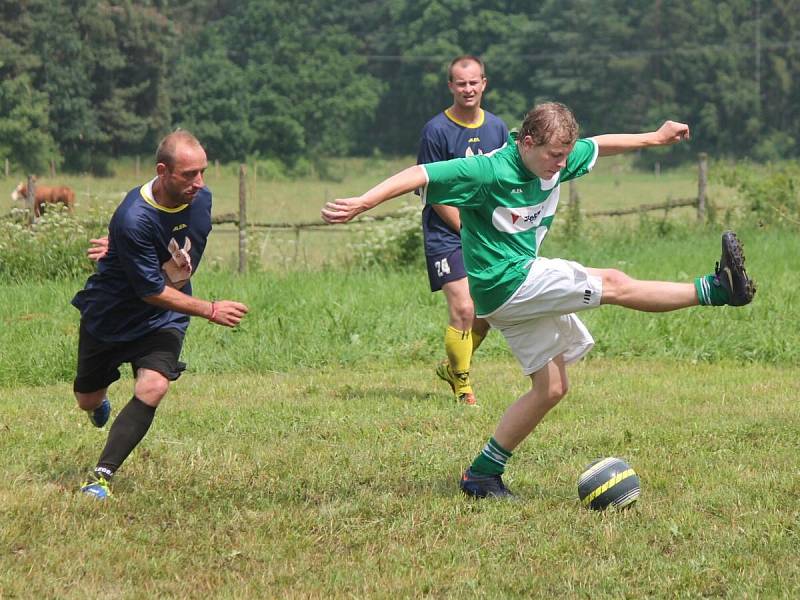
[
  {"xmin": 448, "ymin": 55, "xmax": 485, "ymax": 81},
  {"xmin": 155, "ymin": 130, "xmax": 203, "ymax": 168},
  {"xmin": 518, "ymin": 102, "xmax": 579, "ymax": 146}
]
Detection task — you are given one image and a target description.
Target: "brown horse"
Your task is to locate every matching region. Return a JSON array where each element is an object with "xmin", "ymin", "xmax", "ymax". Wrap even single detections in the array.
[{"xmin": 11, "ymin": 181, "xmax": 75, "ymax": 217}]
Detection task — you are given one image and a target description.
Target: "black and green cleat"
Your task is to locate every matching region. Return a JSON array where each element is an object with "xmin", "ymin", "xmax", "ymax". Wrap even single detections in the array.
[{"xmin": 715, "ymin": 231, "xmax": 756, "ymax": 306}]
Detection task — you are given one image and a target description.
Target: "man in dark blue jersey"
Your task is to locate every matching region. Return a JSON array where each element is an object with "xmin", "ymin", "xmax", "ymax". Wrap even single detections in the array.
[
  {"xmin": 73, "ymin": 130, "xmax": 248, "ymax": 499},
  {"xmin": 418, "ymin": 55, "xmax": 508, "ymax": 406}
]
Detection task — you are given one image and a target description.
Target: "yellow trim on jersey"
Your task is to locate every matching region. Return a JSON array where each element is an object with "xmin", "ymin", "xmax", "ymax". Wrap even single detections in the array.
[
  {"xmin": 140, "ymin": 179, "xmax": 188, "ymax": 213},
  {"xmin": 444, "ymin": 108, "xmax": 485, "ymax": 129}
]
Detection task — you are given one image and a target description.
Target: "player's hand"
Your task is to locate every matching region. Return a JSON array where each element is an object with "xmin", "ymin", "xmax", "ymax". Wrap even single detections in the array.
[
  {"xmin": 655, "ymin": 121, "xmax": 690, "ymax": 145},
  {"xmin": 87, "ymin": 236, "xmax": 109, "ymax": 262},
  {"xmin": 208, "ymin": 300, "xmax": 249, "ymax": 327},
  {"xmin": 321, "ymin": 197, "xmax": 366, "ymax": 224}
]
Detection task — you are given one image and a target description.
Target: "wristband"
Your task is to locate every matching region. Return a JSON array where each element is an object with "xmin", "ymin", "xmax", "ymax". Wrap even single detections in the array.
[{"xmin": 208, "ymin": 301, "xmax": 218, "ymax": 322}]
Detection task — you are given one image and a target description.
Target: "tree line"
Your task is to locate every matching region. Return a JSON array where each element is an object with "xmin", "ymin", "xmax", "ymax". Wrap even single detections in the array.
[{"xmin": 2, "ymin": 0, "xmax": 798, "ymax": 174}]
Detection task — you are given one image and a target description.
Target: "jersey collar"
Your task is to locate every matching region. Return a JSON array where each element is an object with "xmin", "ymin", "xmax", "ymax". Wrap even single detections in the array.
[
  {"xmin": 444, "ymin": 108, "xmax": 485, "ymax": 129},
  {"xmin": 140, "ymin": 177, "xmax": 189, "ymax": 213}
]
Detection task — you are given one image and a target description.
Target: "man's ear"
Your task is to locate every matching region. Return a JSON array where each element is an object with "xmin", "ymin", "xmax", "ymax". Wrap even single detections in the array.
[{"xmin": 156, "ymin": 163, "xmax": 169, "ymax": 177}]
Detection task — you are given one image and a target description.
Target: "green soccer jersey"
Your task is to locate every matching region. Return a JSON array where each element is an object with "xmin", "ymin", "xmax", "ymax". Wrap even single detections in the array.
[{"xmin": 421, "ymin": 132, "xmax": 598, "ymax": 315}]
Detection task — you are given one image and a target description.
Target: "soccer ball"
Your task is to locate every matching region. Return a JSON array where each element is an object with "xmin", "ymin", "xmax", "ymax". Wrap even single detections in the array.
[{"xmin": 577, "ymin": 457, "xmax": 641, "ymax": 510}]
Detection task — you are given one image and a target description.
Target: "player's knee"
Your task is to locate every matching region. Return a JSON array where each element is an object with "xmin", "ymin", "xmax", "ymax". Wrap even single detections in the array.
[
  {"xmin": 75, "ymin": 390, "xmax": 105, "ymax": 411},
  {"xmin": 545, "ymin": 380, "xmax": 569, "ymax": 407},
  {"xmin": 134, "ymin": 374, "xmax": 169, "ymax": 405}
]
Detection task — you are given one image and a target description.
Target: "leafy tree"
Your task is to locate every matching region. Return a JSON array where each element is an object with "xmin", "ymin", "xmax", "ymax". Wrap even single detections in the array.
[
  {"xmin": 0, "ymin": 74, "xmax": 58, "ymax": 173},
  {"xmin": 170, "ymin": 35, "xmax": 253, "ymax": 163}
]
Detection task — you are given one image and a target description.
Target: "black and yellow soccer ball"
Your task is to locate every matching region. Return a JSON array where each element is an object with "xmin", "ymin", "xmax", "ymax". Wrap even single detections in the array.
[{"xmin": 578, "ymin": 457, "xmax": 641, "ymax": 510}]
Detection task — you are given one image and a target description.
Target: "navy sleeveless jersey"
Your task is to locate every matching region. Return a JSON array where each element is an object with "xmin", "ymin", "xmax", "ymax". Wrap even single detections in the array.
[
  {"xmin": 72, "ymin": 179, "xmax": 212, "ymax": 342},
  {"xmin": 417, "ymin": 109, "xmax": 508, "ymax": 255}
]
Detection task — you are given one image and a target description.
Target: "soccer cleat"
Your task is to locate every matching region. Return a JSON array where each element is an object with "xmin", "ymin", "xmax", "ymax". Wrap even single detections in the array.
[
  {"xmin": 436, "ymin": 361, "xmax": 478, "ymax": 405},
  {"xmin": 458, "ymin": 392, "xmax": 478, "ymax": 406},
  {"xmin": 715, "ymin": 231, "xmax": 756, "ymax": 306},
  {"xmin": 88, "ymin": 398, "xmax": 111, "ymax": 428},
  {"xmin": 459, "ymin": 468, "xmax": 514, "ymax": 499},
  {"xmin": 79, "ymin": 473, "xmax": 112, "ymax": 500}
]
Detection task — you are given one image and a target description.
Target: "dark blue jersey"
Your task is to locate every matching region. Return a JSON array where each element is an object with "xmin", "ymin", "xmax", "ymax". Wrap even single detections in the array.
[
  {"xmin": 417, "ymin": 108, "xmax": 508, "ymax": 256},
  {"xmin": 72, "ymin": 179, "xmax": 212, "ymax": 342}
]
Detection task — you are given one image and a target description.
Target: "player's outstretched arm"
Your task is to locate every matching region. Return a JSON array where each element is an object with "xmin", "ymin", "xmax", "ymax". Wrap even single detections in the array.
[
  {"xmin": 143, "ymin": 286, "xmax": 249, "ymax": 327},
  {"xmin": 321, "ymin": 165, "xmax": 427, "ymax": 224},
  {"xmin": 595, "ymin": 120, "xmax": 690, "ymax": 157}
]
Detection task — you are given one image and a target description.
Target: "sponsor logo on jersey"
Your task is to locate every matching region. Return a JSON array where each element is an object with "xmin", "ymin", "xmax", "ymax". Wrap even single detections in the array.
[
  {"xmin": 172, "ymin": 223, "xmax": 187, "ymax": 232},
  {"xmin": 491, "ymin": 205, "xmax": 544, "ymax": 233}
]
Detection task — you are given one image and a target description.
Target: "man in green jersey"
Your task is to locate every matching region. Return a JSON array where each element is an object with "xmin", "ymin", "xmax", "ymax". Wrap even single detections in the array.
[{"xmin": 321, "ymin": 102, "xmax": 755, "ymax": 499}]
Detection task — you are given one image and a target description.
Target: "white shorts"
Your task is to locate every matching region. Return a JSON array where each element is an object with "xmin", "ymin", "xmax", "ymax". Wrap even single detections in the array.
[{"xmin": 483, "ymin": 257, "xmax": 603, "ymax": 375}]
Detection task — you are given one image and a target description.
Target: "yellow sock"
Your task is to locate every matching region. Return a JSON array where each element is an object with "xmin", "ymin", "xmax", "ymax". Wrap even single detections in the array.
[{"xmin": 445, "ymin": 326, "xmax": 472, "ymax": 394}]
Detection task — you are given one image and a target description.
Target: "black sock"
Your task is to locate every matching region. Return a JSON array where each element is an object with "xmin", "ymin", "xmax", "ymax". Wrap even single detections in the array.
[{"xmin": 95, "ymin": 396, "xmax": 156, "ymax": 478}]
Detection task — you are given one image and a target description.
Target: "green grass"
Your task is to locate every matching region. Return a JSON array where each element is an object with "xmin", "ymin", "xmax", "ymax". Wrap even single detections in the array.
[
  {"xmin": 1, "ymin": 204, "xmax": 797, "ymax": 596},
  {"xmin": 1, "ymin": 223, "xmax": 795, "ymax": 387},
  {"xmin": 1, "ymin": 360, "xmax": 798, "ymax": 597}
]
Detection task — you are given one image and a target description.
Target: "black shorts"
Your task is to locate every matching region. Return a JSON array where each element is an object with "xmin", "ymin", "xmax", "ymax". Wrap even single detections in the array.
[
  {"xmin": 73, "ymin": 321, "xmax": 186, "ymax": 394},
  {"xmin": 426, "ymin": 247, "xmax": 468, "ymax": 292}
]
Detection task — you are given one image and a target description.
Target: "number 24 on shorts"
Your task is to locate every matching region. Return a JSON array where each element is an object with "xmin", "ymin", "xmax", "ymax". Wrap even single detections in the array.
[{"xmin": 435, "ymin": 258, "xmax": 451, "ymax": 278}]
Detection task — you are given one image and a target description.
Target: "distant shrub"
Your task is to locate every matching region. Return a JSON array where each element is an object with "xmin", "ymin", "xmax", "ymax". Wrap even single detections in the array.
[
  {"xmin": 349, "ymin": 204, "xmax": 424, "ymax": 268},
  {"xmin": 0, "ymin": 206, "xmax": 99, "ymax": 283},
  {"xmin": 714, "ymin": 161, "xmax": 800, "ymax": 226}
]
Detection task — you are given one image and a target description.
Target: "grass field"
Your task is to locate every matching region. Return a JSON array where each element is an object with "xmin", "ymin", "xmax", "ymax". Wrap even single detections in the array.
[
  {"xmin": 1, "ymin": 159, "xmax": 797, "ymax": 597},
  {"xmin": 2, "ymin": 360, "xmax": 798, "ymax": 597}
]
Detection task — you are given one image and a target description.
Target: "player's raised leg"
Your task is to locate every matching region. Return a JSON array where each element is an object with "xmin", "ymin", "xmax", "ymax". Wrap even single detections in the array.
[{"xmin": 592, "ymin": 231, "xmax": 755, "ymax": 311}]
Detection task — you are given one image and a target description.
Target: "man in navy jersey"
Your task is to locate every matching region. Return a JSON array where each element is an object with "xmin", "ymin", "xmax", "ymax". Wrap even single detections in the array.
[
  {"xmin": 418, "ymin": 55, "xmax": 508, "ymax": 406},
  {"xmin": 73, "ymin": 130, "xmax": 248, "ymax": 499}
]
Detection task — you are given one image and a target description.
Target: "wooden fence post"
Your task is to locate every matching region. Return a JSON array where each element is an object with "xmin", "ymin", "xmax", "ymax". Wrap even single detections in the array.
[
  {"xmin": 135, "ymin": 156, "xmax": 140, "ymax": 177},
  {"xmin": 697, "ymin": 152, "xmax": 708, "ymax": 222},
  {"xmin": 238, "ymin": 164, "xmax": 248, "ymax": 274},
  {"xmin": 4, "ymin": 158, "xmax": 8, "ymax": 178},
  {"xmin": 50, "ymin": 159, "xmax": 56, "ymax": 178},
  {"xmin": 215, "ymin": 159, "xmax": 220, "ymax": 179},
  {"xmin": 252, "ymin": 162, "xmax": 258, "ymax": 204},
  {"xmin": 26, "ymin": 174, "xmax": 36, "ymax": 224},
  {"xmin": 566, "ymin": 180, "xmax": 581, "ymax": 239}
]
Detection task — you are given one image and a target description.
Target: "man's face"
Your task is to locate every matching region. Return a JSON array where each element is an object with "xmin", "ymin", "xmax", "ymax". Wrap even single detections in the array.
[
  {"xmin": 158, "ymin": 143, "xmax": 208, "ymax": 205},
  {"xmin": 518, "ymin": 136, "xmax": 575, "ymax": 180},
  {"xmin": 448, "ymin": 61, "xmax": 486, "ymax": 111}
]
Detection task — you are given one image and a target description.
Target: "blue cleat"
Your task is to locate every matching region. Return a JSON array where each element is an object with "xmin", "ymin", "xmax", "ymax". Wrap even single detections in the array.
[
  {"xmin": 88, "ymin": 398, "xmax": 111, "ymax": 428},
  {"xmin": 459, "ymin": 468, "xmax": 515, "ymax": 499},
  {"xmin": 79, "ymin": 473, "xmax": 112, "ymax": 500}
]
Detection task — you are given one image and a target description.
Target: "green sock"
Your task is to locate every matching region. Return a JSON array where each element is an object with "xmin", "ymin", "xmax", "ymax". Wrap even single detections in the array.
[
  {"xmin": 694, "ymin": 274, "xmax": 729, "ymax": 306},
  {"xmin": 470, "ymin": 437, "xmax": 513, "ymax": 476}
]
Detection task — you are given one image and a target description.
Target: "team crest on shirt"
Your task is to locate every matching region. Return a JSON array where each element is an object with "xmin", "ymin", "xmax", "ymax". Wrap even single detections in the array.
[
  {"xmin": 162, "ymin": 237, "xmax": 193, "ymax": 289},
  {"xmin": 491, "ymin": 205, "xmax": 544, "ymax": 233}
]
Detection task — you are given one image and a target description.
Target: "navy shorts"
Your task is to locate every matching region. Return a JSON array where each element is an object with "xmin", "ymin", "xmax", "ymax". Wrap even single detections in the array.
[
  {"xmin": 426, "ymin": 247, "xmax": 468, "ymax": 292},
  {"xmin": 73, "ymin": 321, "xmax": 186, "ymax": 393}
]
